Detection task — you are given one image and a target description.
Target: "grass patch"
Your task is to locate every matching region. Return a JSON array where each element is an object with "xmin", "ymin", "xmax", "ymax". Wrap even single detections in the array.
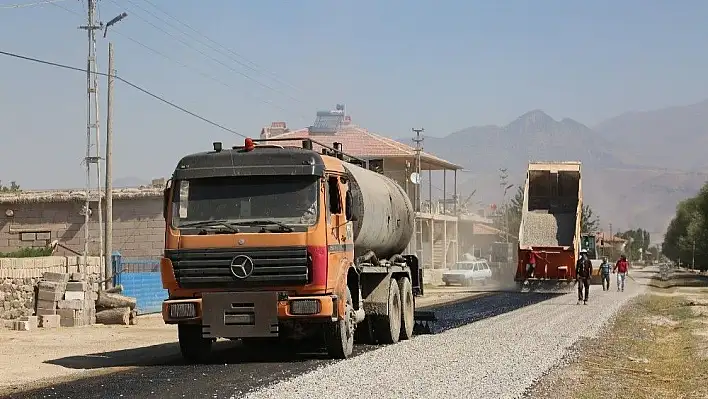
[
  {"xmin": 530, "ymin": 294, "xmax": 708, "ymax": 399},
  {"xmin": 0, "ymin": 247, "xmax": 53, "ymax": 258}
]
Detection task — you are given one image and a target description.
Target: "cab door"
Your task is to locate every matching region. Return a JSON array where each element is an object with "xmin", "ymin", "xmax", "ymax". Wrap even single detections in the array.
[{"xmin": 325, "ymin": 175, "xmax": 346, "ymax": 290}]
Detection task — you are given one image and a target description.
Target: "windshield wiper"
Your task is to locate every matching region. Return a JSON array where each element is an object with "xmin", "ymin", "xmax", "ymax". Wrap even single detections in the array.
[
  {"xmin": 231, "ymin": 220, "xmax": 294, "ymax": 232},
  {"xmin": 178, "ymin": 220, "xmax": 239, "ymax": 232}
]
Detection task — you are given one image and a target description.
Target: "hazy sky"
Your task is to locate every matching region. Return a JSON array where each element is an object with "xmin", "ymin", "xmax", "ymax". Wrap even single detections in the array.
[{"xmin": 1, "ymin": 0, "xmax": 707, "ymax": 188}]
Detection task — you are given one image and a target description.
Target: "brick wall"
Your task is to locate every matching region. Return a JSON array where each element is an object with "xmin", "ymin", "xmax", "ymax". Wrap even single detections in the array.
[{"xmin": 0, "ymin": 197, "xmax": 164, "ymax": 258}]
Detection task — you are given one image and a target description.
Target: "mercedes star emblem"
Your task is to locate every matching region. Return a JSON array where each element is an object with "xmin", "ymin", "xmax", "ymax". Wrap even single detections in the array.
[{"xmin": 230, "ymin": 255, "xmax": 255, "ymax": 279}]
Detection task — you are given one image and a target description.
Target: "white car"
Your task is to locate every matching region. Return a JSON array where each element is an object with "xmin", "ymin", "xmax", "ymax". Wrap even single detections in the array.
[{"xmin": 442, "ymin": 259, "xmax": 493, "ymax": 286}]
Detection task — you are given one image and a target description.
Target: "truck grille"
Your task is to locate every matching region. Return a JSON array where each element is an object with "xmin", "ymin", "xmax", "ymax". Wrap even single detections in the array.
[{"xmin": 165, "ymin": 247, "xmax": 309, "ymax": 289}]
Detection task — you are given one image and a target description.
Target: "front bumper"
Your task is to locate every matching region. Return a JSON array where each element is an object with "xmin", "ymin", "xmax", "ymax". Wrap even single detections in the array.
[{"xmin": 162, "ymin": 292, "xmax": 337, "ymax": 334}]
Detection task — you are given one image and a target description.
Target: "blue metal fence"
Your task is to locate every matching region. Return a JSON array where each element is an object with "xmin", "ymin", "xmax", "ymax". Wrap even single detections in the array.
[{"xmin": 112, "ymin": 252, "xmax": 167, "ymax": 314}]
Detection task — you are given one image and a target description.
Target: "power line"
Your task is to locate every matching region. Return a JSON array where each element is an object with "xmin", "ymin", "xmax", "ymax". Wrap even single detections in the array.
[
  {"xmin": 104, "ymin": 0, "xmax": 301, "ymax": 106},
  {"xmin": 0, "ymin": 0, "xmax": 66, "ymax": 9},
  {"xmin": 49, "ymin": 1, "xmax": 280, "ymax": 113},
  {"xmin": 141, "ymin": 0, "xmax": 302, "ymax": 94},
  {"xmin": 0, "ymin": 48, "xmax": 247, "ymax": 138}
]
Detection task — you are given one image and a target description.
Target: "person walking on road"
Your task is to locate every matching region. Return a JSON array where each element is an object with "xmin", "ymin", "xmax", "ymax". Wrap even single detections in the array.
[
  {"xmin": 613, "ymin": 255, "xmax": 629, "ymax": 292},
  {"xmin": 576, "ymin": 249, "xmax": 593, "ymax": 305},
  {"xmin": 599, "ymin": 256, "xmax": 612, "ymax": 291}
]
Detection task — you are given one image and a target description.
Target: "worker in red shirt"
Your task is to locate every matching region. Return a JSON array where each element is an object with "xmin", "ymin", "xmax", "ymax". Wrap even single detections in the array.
[
  {"xmin": 526, "ymin": 250, "xmax": 538, "ymax": 278},
  {"xmin": 613, "ymin": 254, "xmax": 629, "ymax": 292}
]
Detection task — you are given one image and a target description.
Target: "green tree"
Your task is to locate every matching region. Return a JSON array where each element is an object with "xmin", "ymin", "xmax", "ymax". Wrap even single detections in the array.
[
  {"xmin": 580, "ymin": 204, "xmax": 600, "ymax": 234},
  {"xmin": 494, "ymin": 186, "xmax": 523, "ymax": 239},
  {"xmin": 0, "ymin": 181, "xmax": 20, "ymax": 192},
  {"xmin": 662, "ymin": 182, "xmax": 708, "ymax": 269}
]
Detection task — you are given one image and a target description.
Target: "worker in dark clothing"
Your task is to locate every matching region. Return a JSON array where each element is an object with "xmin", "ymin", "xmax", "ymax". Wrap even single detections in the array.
[{"xmin": 576, "ymin": 249, "xmax": 593, "ymax": 305}]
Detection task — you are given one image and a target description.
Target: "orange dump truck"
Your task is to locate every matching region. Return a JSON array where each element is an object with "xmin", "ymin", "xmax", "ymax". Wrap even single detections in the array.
[
  {"xmin": 515, "ymin": 161, "xmax": 582, "ymax": 285},
  {"xmin": 159, "ymin": 138, "xmax": 423, "ymax": 362}
]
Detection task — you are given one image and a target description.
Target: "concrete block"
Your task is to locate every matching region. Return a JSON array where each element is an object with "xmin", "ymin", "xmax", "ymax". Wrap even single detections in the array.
[
  {"xmin": 13, "ymin": 320, "xmax": 30, "ymax": 331},
  {"xmin": 38, "ymin": 281, "xmax": 65, "ymax": 293},
  {"xmin": 66, "ymin": 281, "xmax": 87, "ymax": 292},
  {"xmin": 60, "ymin": 317, "xmax": 83, "ymax": 327},
  {"xmin": 57, "ymin": 300, "xmax": 83, "ymax": 310},
  {"xmin": 39, "ymin": 314, "xmax": 60, "ymax": 328},
  {"xmin": 88, "ymin": 291, "xmax": 98, "ymax": 301},
  {"xmin": 36, "ymin": 299, "xmax": 57, "ymax": 310},
  {"xmin": 36, "ymin": 232, "xmax": 51, "ymax": 240},
  {"xmin": 37, "ymin": 289, "xmax": 63, "ymax": 302},
  {"xmin": 69, "ymin": 272, "xmax": 84, "ymax": 282},
  {"xmin": 41, "ymin": 272, "xmax": 69, "ymax": 284},
  {"xmin": 36, "ymin": 307, "xmax": 57, "ymax": 316},
  {"xmin": 64, "ymin": 291, "xmax": 85, "ymax": 301},
  {"xmin": 19, "ymin": 315, "xmax": 38, "ymax": 329}
]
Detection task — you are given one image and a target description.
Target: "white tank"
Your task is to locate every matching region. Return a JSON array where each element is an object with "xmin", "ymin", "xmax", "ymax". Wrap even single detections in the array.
[{"xmin": 342, "ymin": 162, "xmax": 415, "ymax": 260}]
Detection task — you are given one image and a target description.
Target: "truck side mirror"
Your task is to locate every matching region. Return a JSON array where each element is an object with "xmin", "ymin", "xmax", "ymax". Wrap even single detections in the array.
[
  {"xmin": 345, "ymin": 191, "xmax": 357, "ymax": 221},
  {"xmin": 163, "ymin": 187, "xmax": 170, "ymax": 220},
  {"xmin": 163, "ymin": 179, "xmax": 172, "ymax": 220}
]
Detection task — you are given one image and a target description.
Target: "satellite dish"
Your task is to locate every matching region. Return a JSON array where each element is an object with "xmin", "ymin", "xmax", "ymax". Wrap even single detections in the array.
[{"xmin": 410, "ymin": 172, "xmax": 421, "ymax": 185}]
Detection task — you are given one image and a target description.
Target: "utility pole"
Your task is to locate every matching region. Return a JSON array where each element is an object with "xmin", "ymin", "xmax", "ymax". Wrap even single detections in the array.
[
  {"xmin": 79, "ymin": 0, "xmax": 103, "ymax": 273},
  {"xmin": 412, "ymin": 128, "xmax": 424, "ymax": 264},
  {"xmin": 692, "ymin": 241, "xmax": 696, "ymax": 270},
  {"xmin": 104, "ymin": 42, "xmax": 115, "ymax": 289},
  {"xmin": 609, "ymin": 223, "xmax": 613, "ymax": 260}
]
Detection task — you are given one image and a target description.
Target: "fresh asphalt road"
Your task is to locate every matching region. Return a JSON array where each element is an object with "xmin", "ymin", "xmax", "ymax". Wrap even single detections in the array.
[{"xmin": 6, "ymin": 292, "xmax": 560, "ymax": 399}]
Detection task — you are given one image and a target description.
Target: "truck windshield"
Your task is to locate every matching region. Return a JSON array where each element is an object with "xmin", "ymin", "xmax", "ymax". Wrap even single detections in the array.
[{"xmin": 170, "ymin": 175, "xmax": 320, "ymax": 229}]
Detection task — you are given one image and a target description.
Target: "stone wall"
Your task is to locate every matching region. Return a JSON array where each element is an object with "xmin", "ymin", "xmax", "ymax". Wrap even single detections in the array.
[
  {"xmin": 0, "ymin": 256, "xmax": 103, "ymax": 320},
  {"xmin": 0, "ymin": 197, "xmax": 164, "ymax": 258}
]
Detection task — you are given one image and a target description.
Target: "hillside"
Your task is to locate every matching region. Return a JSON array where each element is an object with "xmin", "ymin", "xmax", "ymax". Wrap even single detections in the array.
[{"xmin": 399, "ymin": 103, "xmax": 708, "ymax": 241}]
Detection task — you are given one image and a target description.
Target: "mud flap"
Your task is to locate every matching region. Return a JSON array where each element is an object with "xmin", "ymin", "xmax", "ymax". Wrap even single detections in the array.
[{"xmin": 413, "ymin": 310, "xmax": 436, "ymax": 334}]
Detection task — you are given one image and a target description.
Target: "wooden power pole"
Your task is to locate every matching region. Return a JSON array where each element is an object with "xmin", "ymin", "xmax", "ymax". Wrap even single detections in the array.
[{"xmin": 104, "ymin": 42, "xmax": 115, "ymax": 289}]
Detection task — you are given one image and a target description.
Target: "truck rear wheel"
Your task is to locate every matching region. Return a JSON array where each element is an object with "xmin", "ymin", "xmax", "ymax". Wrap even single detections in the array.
[
  {"xmin": 398, "ymin": 276, "xmax": 414, "ymax": 341},
  {"xmin": 325, "ymin": 286, "xmax": 355, "ymax": 359},
  {"xmin": 178, "ymin": 324, "xmax": 212, "ymax": 364},
  {"xmin": 374, "ymin": 278, "xmax": 401, "ymax": 345}
]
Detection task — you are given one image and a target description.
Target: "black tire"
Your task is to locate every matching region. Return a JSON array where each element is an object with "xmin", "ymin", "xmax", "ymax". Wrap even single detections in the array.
[
  {"xmin": 398, "ymin": 276, "xmax": 415, "ymax": 341},
  {"xmin": 325, "ymin": 286, "xmax": 355, "ymax": 359},
  {"xmin": 373, "ymin": 278, "xmax": 401, "ymax": 345},
  {"xmin": 178, "ymin": 324, "xmax": 212, "ymax": 364}
]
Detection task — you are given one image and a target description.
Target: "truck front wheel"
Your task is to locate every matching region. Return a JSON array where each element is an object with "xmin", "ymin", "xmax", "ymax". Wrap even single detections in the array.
[
  {"xmin": 325, "ymin": 286, "xmax": 355, "ymax": 359},
  {"xmin": 178, "ymin": 324, "xmax": 212, "ymax": 364}
]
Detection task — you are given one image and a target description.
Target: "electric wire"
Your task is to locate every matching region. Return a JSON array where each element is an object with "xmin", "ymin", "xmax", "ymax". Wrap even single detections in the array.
[{"xmin": 0, "ymin": 49, "xmax": 247, "ymax": 138}]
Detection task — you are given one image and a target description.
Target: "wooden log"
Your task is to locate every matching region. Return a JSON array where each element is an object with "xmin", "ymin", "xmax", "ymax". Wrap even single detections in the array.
[
  {"xmin": 96, "ymin": 307, "xmax": 130, "ymax": 325},
  {"xmin": 129, "ymin": 310, "xmax": 138, "ymax": 325},
  {"xmin": 105, "ymin": 285, "xmax": 123, "ymax": 294},
  {"xmin": 96, "ymin": 291, "xmax": 136, "ymax": 310}
]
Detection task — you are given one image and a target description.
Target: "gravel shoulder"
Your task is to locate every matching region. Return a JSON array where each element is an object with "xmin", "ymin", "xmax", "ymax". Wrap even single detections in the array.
[
  {"xmin": 240, "ymin": 270, "xmax": 651, "ymax": 399},
  {"xmin": 526, "ymin": 265, "xmax": 708, "ymax": 399},
  {"xmin": 0, "ymin": 287, "xmax": 482, "ymax": 396}
]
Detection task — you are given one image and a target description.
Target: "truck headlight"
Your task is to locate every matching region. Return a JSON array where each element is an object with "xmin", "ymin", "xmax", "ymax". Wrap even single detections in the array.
[
  {"xmin": 169, "ymin": 302, "xmax": 196, "ymax": 319},
  {"xmin": 290, "ymin": 299, "xmax": 321, "ymax": 315}
]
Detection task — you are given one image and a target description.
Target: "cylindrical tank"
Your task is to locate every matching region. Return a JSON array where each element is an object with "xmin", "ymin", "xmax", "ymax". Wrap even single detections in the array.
[{"xmin": 342, "ymin": 162, "xmax": 414, "ymax": 260}]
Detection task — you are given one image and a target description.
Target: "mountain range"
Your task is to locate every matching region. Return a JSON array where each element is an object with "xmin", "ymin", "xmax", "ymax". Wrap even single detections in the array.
[{"xmin": 400, "ymin": 100, "xmax": 708, "ymax": 243}]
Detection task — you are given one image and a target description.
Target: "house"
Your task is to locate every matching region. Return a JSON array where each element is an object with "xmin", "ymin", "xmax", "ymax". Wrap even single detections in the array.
[{"xmin": 260, "ymin": 104, "xmax": 463, "ymax": 269}]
